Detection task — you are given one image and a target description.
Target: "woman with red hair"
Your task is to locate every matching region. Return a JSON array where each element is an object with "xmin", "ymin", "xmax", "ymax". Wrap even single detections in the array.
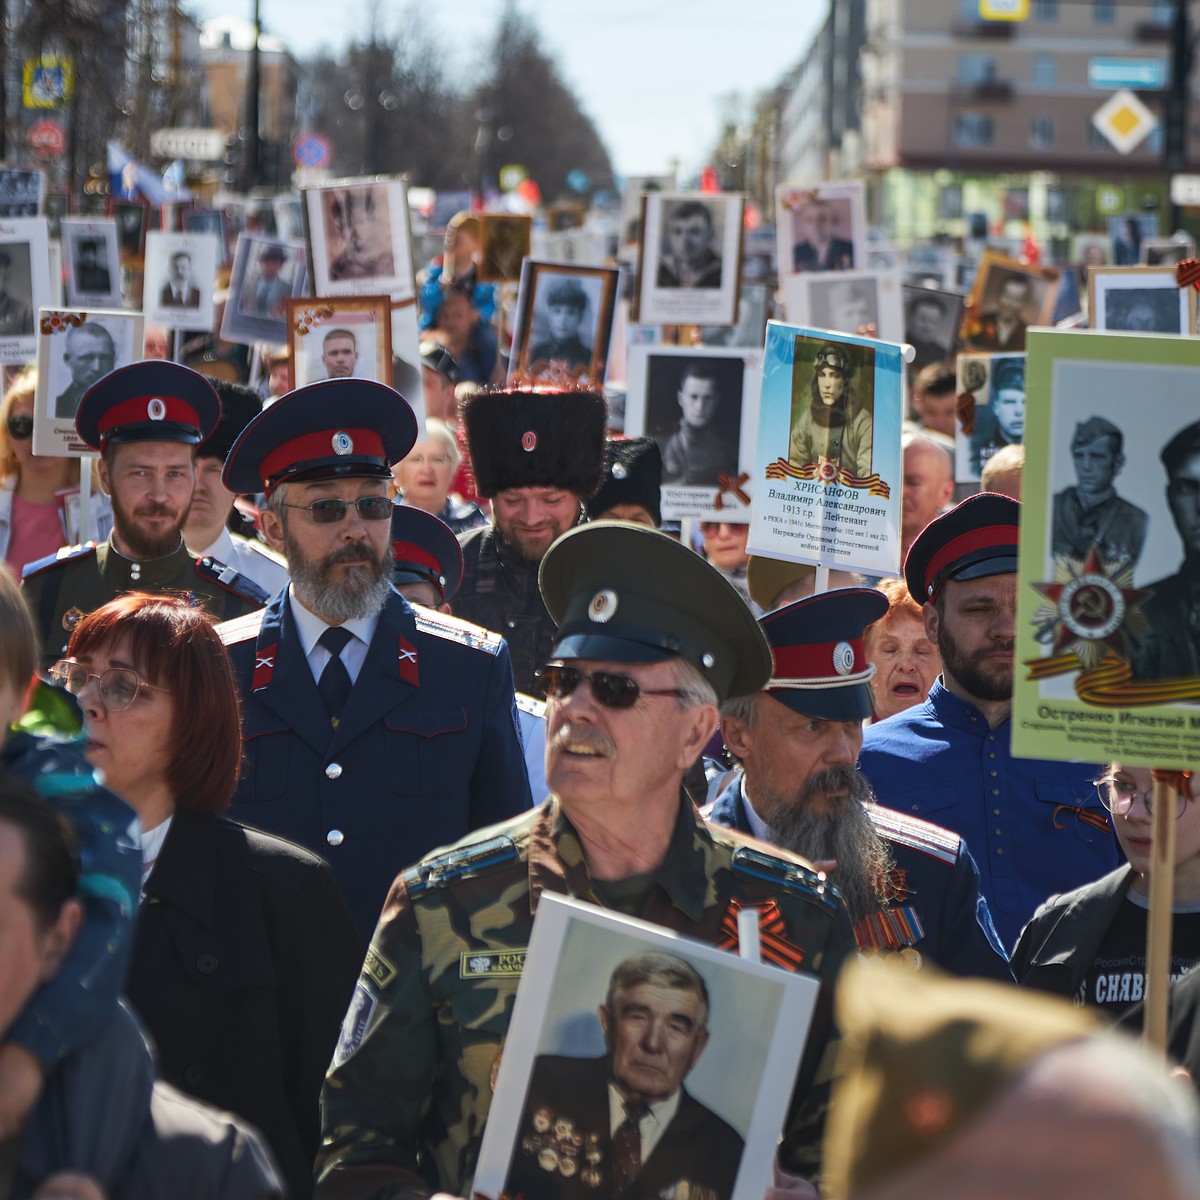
[{"xmin": 52, "ymin": 594, "xmax": 360, "ymax": 1200}]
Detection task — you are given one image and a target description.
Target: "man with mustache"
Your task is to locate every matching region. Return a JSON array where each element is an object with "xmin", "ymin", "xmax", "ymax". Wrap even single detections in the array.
[
  {"xmin": 707, "ymin": 588, "xmax": 1010, "ymax": 979},
  {"xmin": 21, "ymin": 362, "xmax": 268, "ymax": 671},
  {"xmin": 857, "ymin": 494, "xmax": 1118, "ymax": 951},
  {"xmin": 318, "ymin": 522, "xmax": 856, "ymax": 1198},
  {"xmin": 452, "ymin": 387, "xmax": 608, "ymax": 695},
  {"xmin": 216, "ymin": 379, "xmax": 530, "ymax": 938}
]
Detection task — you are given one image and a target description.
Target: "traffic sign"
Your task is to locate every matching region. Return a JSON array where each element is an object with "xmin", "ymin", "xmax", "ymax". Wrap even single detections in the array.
[
  {"xmin": 979, "ymin": 0, "xmax": 1028, "ymax": 19},
  {"xmin": 150, "ymin": 127, "xmax": 225, "ymax": 161},
  {"xmin": 27, "ymin": 118, "xmax": 65, "ymax": 159},
  {"xmin": 1089, "ymin": 57, "xmax": 1165, "ymax": 90},
  {"xmin": 293, "ymin": 133, "xmax": 332, "ymax": 170},
  {"xmin": 1171, "ymin": 175, "xmax": 1200, "ymax": 207},
  {"xmin": 1091, "ymin": 89, "xmax": 1158, "ymax": 156}
]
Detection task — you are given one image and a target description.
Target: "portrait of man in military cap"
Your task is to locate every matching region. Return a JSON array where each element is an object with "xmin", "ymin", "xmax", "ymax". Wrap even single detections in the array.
[
  {"xmin": 1051, "ymin": 416, "xmax": 1147, "ymax": 570},
  {"xmin": 527, "ymin": 276, "xmax": 596, "ymax": 374},
  {"xmin": 970, "ymin": 354, "xmax": 1025, "ymax": 477},
  {"xmin": 788, "ymin": 339, "xmax": 875, "ymax": 480}
]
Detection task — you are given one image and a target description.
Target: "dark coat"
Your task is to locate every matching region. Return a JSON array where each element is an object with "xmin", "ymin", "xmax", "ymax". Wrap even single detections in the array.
[
  {"xmin": 1009, "ymin": 866, "xmax": 1135, "ymax": 1000},
  {"xmin": 706, "ymin": 779, "xmax": 1013, "ymax": 982},
  {"xmin": 453, "ymin": 524, "xmax": 557, "ymax": 697},
  {"xmin": 124, "ymin": 809, "xmax": 361, "ymax": 1200},
  {"xmin": 505, "ymin": 1054, "xmax": 743, "ymax": 1200},
  {"xmin": 1132, "ymin": 566, "xmax": 1200, "ymax": 680},
  {"xmin": 220, "ymin": 587, "xmax": 532, "ymax": 938}
]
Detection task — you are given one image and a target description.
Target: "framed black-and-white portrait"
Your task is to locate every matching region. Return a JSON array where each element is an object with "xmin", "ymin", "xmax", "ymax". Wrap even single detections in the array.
[
  {"xmin": 1141, "ymin": 236, "xmax": 1196, "ymax": 267},
  {"xmin": 304, "ymin": 175, "xmax": 416, "ymax": 303},
  {"xmin": 0, "ymin": 169, "xmax": 44, "ymax": 218},
  {"xmin": 474, "ymin": 893, "xmax": 821, "ymax": 1200},
  {"xmin": 0, "ymin": 217, "xmax": 51, "ymax": 364},
  {"xmin": 775, "ymin": 181, "xmax": 866, "ymax": 279},
  {"xmin": 901, "ymin": 284, "xmax": 965, "ymax": 372},
  {"xmin": 509, "ymin": 261, "xmax": 619, "ymax": 388},
  {"xmin": 781, "ymin": 269, "xmax": 904, "ymax": 342},
  {"xmin": 109, "ymin": 198, "xmax": 150, "ymax": 266},
  {"xmin": 143, "ymin": 231, "xmax": 221, "ymax": 332},
  {"xmin": 635, "ymin": 192, "xmax": 744, "ymax": 327},
  {"xmin": 61, "ymin": 219, "xmax": 122, "ymax": 309},
  {"xmin": 220, "ymin": 233, "xmax": 308, "ymax": 346},
  {"xmin": 33, "ymin": 308, "xmax": 143, "ymax": 456},
  {"xmin": 1088, "ymin": 266, "xmax": 1196, "ymax": 335},
  {"xmin": 43, "ymin": 190, "xmax": 70, "ymax": 240}
]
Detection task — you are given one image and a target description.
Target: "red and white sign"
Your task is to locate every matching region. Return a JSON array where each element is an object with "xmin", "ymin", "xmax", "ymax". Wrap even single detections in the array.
[{"xmin": 28, "ymin": 118, "xmax": 65, "ymax": 158}]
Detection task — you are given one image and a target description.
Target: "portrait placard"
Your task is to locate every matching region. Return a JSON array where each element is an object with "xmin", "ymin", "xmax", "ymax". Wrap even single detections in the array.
[
  {"xmin": 509, "ymin": 261, "xmax": 619, "ymax": 388},
  {"xmin": 43, "ymin": 191, "xmax": 69, "ymax": 240},
  {"xmin": 143, "ymin": 231, "xmax": 220, "ymax": 332},
  {"xmin": 624, "ymin": 343, "xmax": 761, "ymax": 522},
  {"xmin": 1013, "ymin": 329, "xmax": 1200, "ymax": 768},
  {"xmin": 618, "ymin": 173, "xmax": 674, "ymax": 248},
  {"xmin": 1088, "ymin": 266, "xmax": 1195, "ymax": 336},
  {"xmin": 774, "ymin": 181, "xmax": 866, "ymax": 279},
  {"xmin": 61, "ymin": 219, "xmax": 122, "ymax": 309},
  {"xmin": 477, "ymin": 213, "xmax": 532, "ymax": 283},
  {"xmin": 181, "ymin": 208, "xmax": 229, "ymax": 262},
  {"xmin": 901, "ymin": 284, "xmax": 966, "ymax": 372},
  {"xmin": 0, "ymin": 169, "xmax": 44, "ymax": 218},
  {"xmin": 959, "ymin": 251, "xmax": 1060, "ymax": 353},
  {"xmin": 473, "ymin": 893, "xmax": 820, "ymax": 1200},
  {"xmin": 0, "ymin": 217, "xmax": 51, "ymax": 364},
  {"xmin": 109, "ymin": 198, "xmax": 150, "ymax": 266},
  {"xmin": 747, "ymin": 322, "xmax": 905, "ymax": 578},
  {"xmin": 635, "ymin": 192, "xmax": 744, "ymax": 327},
  {"xmin": 781, "ymin": 269, "xmax": 904, "ymax": 342},
  {"xmin": 1141, "ymin": 236, "xmax": 1195, "ymax": 267},
  {"xmin": 303, "ymin": 176, "xmax": 416, "ymax": 303},
  {"xmin": 33, "ymin": 308, "xmax": 143, "ymax": 456},
  {"xmin": 285, "ymin": 295, "xmax": 393, "ymax": 390},
  {"xmin": 220, "ymin": 233, "xmax": 308, "ymax": 346},
  {"xmin": 954, "ymin": 352, "xmax": 1027, "ymax": 483}
]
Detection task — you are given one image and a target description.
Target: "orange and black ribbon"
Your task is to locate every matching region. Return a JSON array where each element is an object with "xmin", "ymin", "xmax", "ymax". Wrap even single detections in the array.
[
  {"xmin": 1176, "ymin": 258, "xmax": 1200, "ymax": 291},
  {"xmin": 716, "ymin": 898, "xmax": 806, "ymax": 970},
  {"xmin": 714, "ymin": 472, "xmax": 751, "ymax": 509},
  {"xmin": 764, "ymin": 457, "xmax": 891, "ymax": 499}
]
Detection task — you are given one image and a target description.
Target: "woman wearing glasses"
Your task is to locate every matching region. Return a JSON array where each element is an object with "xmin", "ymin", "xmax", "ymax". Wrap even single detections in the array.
[
  {"xmin": 1011, "ymin": 765, "xmax": 1200, "ymax": 1020},
  {"xmin": 53, "ymin": 594, "xmax": 361, "ymax": 1200},
  {"xmin": 390, "ymin": 417, "xmax": 486, "ymax": 535},
  {"xmin": 0, "ymin": 371, "xmax": 82, "ymax": 572}
]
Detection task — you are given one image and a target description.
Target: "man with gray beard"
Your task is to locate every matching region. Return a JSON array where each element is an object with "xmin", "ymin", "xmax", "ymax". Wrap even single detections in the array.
[
  {"xmin": 706, "ymin": 588, "xmax": 1012, "ymax": 980},
  {"xmin": 216, "ymin": 379, "xmax": 531, "ymax": 938}
]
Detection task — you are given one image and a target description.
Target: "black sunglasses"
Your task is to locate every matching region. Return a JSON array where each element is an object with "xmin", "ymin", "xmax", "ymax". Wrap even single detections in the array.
[
  {"xmin": 6, "ymin": 414, "xmax": 32, "ymax": 440},
  {"xmin": 535, "ymin": 663, "xmax": 683, "ymax": 710},
  {"xmin": 281, "ymin": 496, "xmax": 393, "ymax": 524}
]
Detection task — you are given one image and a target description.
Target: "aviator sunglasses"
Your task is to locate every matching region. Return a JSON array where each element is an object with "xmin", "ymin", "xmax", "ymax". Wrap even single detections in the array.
[{"xmin": 535, "ymin": 663, "xmax": 683, "ymax": 710}]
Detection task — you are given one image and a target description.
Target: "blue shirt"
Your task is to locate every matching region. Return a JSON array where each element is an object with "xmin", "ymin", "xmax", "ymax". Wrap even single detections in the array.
[{"xmin": 858, "ymin": 679, "xmax": 1119, "ymax": 951}]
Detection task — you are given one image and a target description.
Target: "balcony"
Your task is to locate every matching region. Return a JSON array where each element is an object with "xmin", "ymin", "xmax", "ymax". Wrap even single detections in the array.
[{"xmin": 952, "ymin": 21, "xmax": 1015, "ymax": 40}]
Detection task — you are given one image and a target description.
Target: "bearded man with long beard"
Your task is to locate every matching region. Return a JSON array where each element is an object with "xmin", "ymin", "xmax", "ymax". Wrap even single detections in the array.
[
  {"xmin": 708, "ymin": 587, "xmax": 1011, "ymax": 980},
  {"xmin": 217, "ymin": 379, "xmax": 530, "ymax": 939},
  {"xmin": 858, "ymin": 494, "xmax": 1119, "ymax": 952},
  {"xmin": 22, "ymin": 361, "xmax": 267, "ymax": 671}
]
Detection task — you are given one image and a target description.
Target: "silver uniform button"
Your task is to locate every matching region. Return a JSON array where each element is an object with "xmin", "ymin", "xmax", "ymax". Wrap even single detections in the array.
[
  {"xmin": 325, "ymin": 762, "xmax": 343, "ymax": 780},
  {"xmin": 327, "ymin": 829, "xmax": 344, "ymax": 847}
]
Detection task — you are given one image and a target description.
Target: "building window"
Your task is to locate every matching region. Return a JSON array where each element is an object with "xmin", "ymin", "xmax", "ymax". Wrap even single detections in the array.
[
  {"xmin": 1032, "ymin": 55, "xmax": 1056, "ymax": 86},
  {"xmin": 1093, "ymin": 0, "xmax": 1115, "ymax": 22},
  {"xmin": 960, "ymin": 0, "xmax": 980, "ymax": 19},
  {"xmin": 957, "ymin": 53, "xmax": 998, "ymax": 84},
  {"xmin": 953, "ymin": 113, "xmax": 994, "ymax": 147},
  {"xmin": 1030, "ymin": 115, "xmax": 1055, "ymax": 148},
  {"xmin": 1150, "ymin": 1, "xmax": 1172, "ymax": 24},
  {"xmin": 1034, "ymin": 0, "xmax": 1059, "ymax": 19}
]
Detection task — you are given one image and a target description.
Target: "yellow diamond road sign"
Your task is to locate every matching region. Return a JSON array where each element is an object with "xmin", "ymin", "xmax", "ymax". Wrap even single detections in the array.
[{"xmin": 1092, "ymin": 89, "xmax": 1158, "ymax": 156}]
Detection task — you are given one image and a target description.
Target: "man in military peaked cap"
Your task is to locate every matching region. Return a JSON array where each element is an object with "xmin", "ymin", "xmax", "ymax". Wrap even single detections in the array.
[
  {"xmin": 709, "ymin": 589, "xmax": 1011, "ymax": 980},
  {"xmin": 389, "ymin": 503, "xmax": 462, "ymax": 611},
  {"xmin": 858, "ymin": 494, "xmax": 1117, "ymax": 951},
  {"xmin": 22, "ymin": 361, "xmax": 268, "ymax": 670},
  {"xmin": 318, "ymin": 521, "xmax": 856, "ymax": 1198},
  {"xmin": 452, "ymin": 385, "xmax": 608, "ymax": 694},
  {"xmin": 216, "ymin": 378, "xmax": 530, "ymax": 939}
]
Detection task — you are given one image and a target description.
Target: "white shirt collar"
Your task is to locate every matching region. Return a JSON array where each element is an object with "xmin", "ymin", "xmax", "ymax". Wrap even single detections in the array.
[
  {"xmin": 739, "ymin": 777, "xmax": 774, "ymax": 843},
  {"xmin": 139, "ymin": 814, "xmax": 174, "ymax": 897}
]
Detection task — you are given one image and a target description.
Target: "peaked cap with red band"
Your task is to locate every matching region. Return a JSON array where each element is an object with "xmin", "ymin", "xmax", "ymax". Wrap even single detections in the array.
[
  {"xmin": 75, "ymin": 361, "xmax": 221, "ymax": 451},
  {"xmin": 390, "ymin": 504, "xmax": 463, "ymax": 603},
  {"xmin": 222, "ymin": 378, "xmax": 417, "ymax": 496},
  {"xmin": 760, "ymin": 588, "xmax": 888, "ymax": 721},
  {"xmin": 904, "ymin": 492, "xmax": 1020, "ymax": 605}
]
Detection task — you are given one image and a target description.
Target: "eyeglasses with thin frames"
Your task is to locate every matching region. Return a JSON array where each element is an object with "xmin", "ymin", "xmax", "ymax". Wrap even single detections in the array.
[
  {"xmin": 1095, "ymin": 776, "xmax": 1188, "ymax": 820},
  {"xmin": 281, "ymin": 496, "xmax": 394, "ymax": 524},
  {"xmin": 50, "ymin": 660, "xmax": 172, "ymax": 712}
]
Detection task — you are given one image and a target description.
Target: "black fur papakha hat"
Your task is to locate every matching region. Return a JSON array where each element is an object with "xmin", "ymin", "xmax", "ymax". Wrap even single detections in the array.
[{"xmin": 460, "ymin": 386, "xmax": 608, "ymax": 499}]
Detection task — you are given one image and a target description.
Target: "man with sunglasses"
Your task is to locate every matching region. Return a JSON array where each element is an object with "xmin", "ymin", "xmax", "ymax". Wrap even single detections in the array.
[
  {"xmin": 217, "ymin": 378, "xmax": 530, "ymax": 939},
  {"xmin": 318, "ymin": 522, "xmax": 857, "ymax": 1198},
  {"xmin": 21, "ymin": 362, "xmax": 269, "ymax": 672}
]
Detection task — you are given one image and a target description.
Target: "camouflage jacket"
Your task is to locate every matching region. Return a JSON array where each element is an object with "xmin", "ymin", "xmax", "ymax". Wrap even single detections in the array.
[{"xmin": 316, "ymin": 798, "xmax": 856, "ymax": 1199}]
